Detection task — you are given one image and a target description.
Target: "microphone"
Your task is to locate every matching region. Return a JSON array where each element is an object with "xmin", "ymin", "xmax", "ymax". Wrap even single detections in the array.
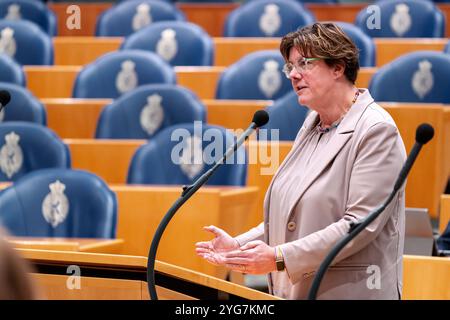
[
  {"xmin": 307, "ymin": 123, "xmax": 434, "ymax": 300},
  {"xmin": 0, "ymin": 90, "xmax": 11, "ymax": 113},
  {"xmin": 147, "ymin": 110, "xmax": 269, "ymax": 300}
]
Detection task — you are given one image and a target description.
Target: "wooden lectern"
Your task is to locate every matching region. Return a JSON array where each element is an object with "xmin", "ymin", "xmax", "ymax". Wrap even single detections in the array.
[{"xmin": 17, "ymin": 249, "xmax": 280, "ymax": 300}]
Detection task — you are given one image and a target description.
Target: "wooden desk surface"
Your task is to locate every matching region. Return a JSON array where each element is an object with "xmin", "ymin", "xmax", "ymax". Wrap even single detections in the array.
[
  {"xmin": 48, "ymin": 3, "xmax": 450, "ymax": 38},
  {"xmin": 109, "ymin": 185, "xmax": 259, "ymax": 280},
  {"xmin": 52, "ymin": 36, "xmax": 448, "ymax": 68},
  {"xmin": 43, "ymin": 98, "xmax": 272, "ymax": 139},
  {"xmin": 17, "ymin": 248, "xmax": 450, "ymax": 300},
  {"xmin": 25, "ymin": 65, "xmax": 374, "ymax": 99},
  {"xmin": 17, "ymin": 248, "xmax": 280, "ymax": 300},
  {"xmin": 5, "ymin": 237, "xmax": 124, "ymax": 253}
]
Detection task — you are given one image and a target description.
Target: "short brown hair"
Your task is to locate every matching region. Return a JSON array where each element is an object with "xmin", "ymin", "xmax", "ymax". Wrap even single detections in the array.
[{"xmin": 280, "ymin": 22, "xmax": 360, "ymax": 84}]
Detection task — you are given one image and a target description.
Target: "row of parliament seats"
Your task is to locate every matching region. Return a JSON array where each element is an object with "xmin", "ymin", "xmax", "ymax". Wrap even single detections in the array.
[
  {"xmin": 0, "ymin": 45, "xmax": 448, "ymax": 217},
  {"xmin": 0, "ymin": 0, "xmax": 448, "ymax": 298},
  {"xmin": 1, "ymin": 0, "xmax": 447, "ymax": 38},
  {"xmin": 1, "ymin": 17, "xmax": 448, "ymax": 68}
]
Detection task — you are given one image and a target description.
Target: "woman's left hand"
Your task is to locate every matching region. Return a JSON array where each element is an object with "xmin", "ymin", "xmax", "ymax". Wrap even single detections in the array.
[{"xmin": 222, "ymin": 240, "xmax": 277, "ymax": 274}]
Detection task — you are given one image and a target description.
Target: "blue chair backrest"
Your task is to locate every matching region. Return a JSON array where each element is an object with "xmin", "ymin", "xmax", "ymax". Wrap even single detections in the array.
[
  {"xmin": 216, "ymin": 50, "xmax": 292, "ymax": 100},
  {"xmin": 72, "ymin": 50, "xmax": 176, "ymax": 99},
  {"xmin": 0, "ymin": 82, "xmax": 45, "ymax": 124},
  {"xmin": 0, "ymin": 0, "xmax": 57, "ymax": 36},
  {"xmin": 96, "ymin": 84, "xmax": 206, "ymax": 139},
  {"xmin": 437, "ymin": 221, "xmax": 450, "ymax": 251},
  {"xmin": 0, "ymin": 20, "xmax": 53, "ymax": 65},
  {"xmin": 259, "ymin": 91, "xmax": 309, "ymax": 141},
  {"xmin": 335, "ymin": 21, "xmax": 376, "ymax": 67},
  {"xmin": 0, "ymin": 54, "xmax": 24, "ymax": 86},
  {"xmin": 121, "ymin": 21, "xmax": 214, "ymax": 66},
  {"xmin": 224, "ymin": 0, "xmax": 315, "ymax": 37},
  {"xmin": 128, "ymin": 123, "xmax": 247, "ymax": 186},
  {"xmin": 355, "ymin": 0, "xmax": 445, "ymax": 38},
  {"xmin": 0, "ymin": 168, "xmax": 117, "ymax": 238},
  {"xmin": 369, "ymin": 51, "xmax": 450, "ymax": 103},
  {"xmin": 0, "ymin": 122, "xmax": 70, "ymax": 181},
  {"xmin": 96, "ymin": 0, "xmax": 185, "ymax": 37}
]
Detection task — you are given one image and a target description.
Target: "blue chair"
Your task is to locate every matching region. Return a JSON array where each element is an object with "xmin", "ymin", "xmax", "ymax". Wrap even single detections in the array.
[
  {"xmin": 259, "ymin": 91, "xmax": 309, "ymax": 141},
  {"xmin": 0, "ymin": 20, "xmax": 53, "ymax": 65},
  {"xmin": 72, "ymin": 50, "xmax": 176, "ymax": 99},
  {"xmin": 369, "ymin": 51, "xmax": 450, "ymax": 103},
  {"xmin": 0, "ymin": 122, "xmax": 70, "ymax": 181},
  {"xmin": 0, "ymin": 54, "xmax": 24, "ymax": 86},
  {"xmin": 121, "ymin": 21, "xmax": 214, "ymax": 66},
  {"xmin": 96, "ymin": 84, "xmax": 206, "ymax": 139},
  {"xmin": 0, "ymin": 0, "xmax": 57, "ymax": 36},
  {"xmin": 335, "ymin": 22, "xmax": 376, "ymax": 67},
  {"xmin": 224, "ymin": 0, "xmax": 315, "ymax": 37},
  {"xmin": 216, "ymin": 50, "xmax": 292, "ymax": 100},
  {"xmin": 437, "ymin": 221, "xmax": 450, "ymax": 251},
  {"xmin": 0, "ymin": 168, "xmax": 117, "ymax": 238},
  {"xmin": 128, "ymin": 123, "xmax": 247, "ymax": 186},
  {"xmin": 0, "ymin": 83, "xmax": 45, "ymax": 124},
  {"xmin": 96, "ymin": 0, "xmax": 185, "ymax": 37},
  {"xmin": 355, "ymin": 0, "xmax": 445, "ymax": 38}
]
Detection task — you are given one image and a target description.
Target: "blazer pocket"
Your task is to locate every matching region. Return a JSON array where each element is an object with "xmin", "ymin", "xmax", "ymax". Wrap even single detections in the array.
[
  {"xmin": 329, "ymin": 263, "xmax": 370, "ymax": 272},
  {"xmin": 302, "ymin": 264, "xmax": 371, "ymax": 281}
]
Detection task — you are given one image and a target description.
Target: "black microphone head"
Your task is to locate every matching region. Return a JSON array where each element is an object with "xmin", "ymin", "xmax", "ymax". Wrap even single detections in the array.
[
  {"xmin": 0, "ymin": 90, "xmax": 11, "ymax": 107},
  {"xmin": 252, "ymin": 110, "xmax": 269, "ymax": 128},
  {"xmin": 415, "ymin": 123, "xmax": 434, "ymax": 145}
]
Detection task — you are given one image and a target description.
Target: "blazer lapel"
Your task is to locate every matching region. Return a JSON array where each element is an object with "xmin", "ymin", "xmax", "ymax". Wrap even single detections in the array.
[
  {"xmin": 262, "ymin": 111, "xmax": 320, "ymax": 224},
  {"xmin": 284, "ymin": 90, "xmax": 375, "ymax": 221}
]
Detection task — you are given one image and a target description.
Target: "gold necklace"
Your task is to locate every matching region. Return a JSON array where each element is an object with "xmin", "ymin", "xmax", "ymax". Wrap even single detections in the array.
[{"xmin": 318, "ymin": 89, "xmax": 359, "ymax": 133}]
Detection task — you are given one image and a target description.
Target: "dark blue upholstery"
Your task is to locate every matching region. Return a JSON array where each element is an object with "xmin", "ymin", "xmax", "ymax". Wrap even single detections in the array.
[
  {"xmin": 355, "ymin": 0, "xmax": 445, "ymax": 38},
  {"xmin": 259, "ymin": 91, "xmax": 309, "ymax": 141},
  {"xmin": 224, "ymin": 0, "xmax": 315, "ymax": 37},
  {"xmin": 335, "ymin": 22, "xmax": 376, "ymax": 67},
  {"xmin": 0, "ymin": 168, "xmax": 117, "ymax": 238},
  {"xmin": 0, "ymin": 82, "xmax": 46, "ymax": 124},
  {"xmin": 369, "ymin": 51, "xmax": 450, "ymax": 103},
  {"xmin": 0, "ymin": 0, "xmax": 57, "ymax": 36},
  {"xmin": 96, "ymin": 84, "xmax": 206, "ymax": 139},
  {"xmin": 128, "ymin": 123, "xmax": 247, "ymax": 186},
  {"xmin": 216, "ymin": 50, "xmax": 292, "ymax": 100},
  {"xmin": 121, "ymin": 21, "xmax": 214, "ymax": 66},
  {"xmin": 0, "ymin": 20, "xmax": 53, "ymax": 65},
  {"xmin": 0, "ymin": 54, "xmax": 24, "ymax": 86},
  {"xmin": 96, "ymin": 0, "xmax": 185, "ymax": 37},
  {"xmin": 437, "ymin": 221, "xmax": 450, "ymax": 251},
  {"xmin": 0, "ymin": 122, "xmax": 70, "ymax": 181},
  {"xmin": 72, "ymin": 50, "xmax": 176, "ymax": 99}
]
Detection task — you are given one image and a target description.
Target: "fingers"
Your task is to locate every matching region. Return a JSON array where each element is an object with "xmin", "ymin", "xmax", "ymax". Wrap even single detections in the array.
[
  {"xmin": 240, "ymin": 240, "xmax": 263, "ymax": 251},
  {"xmin": 195, "ymin": 241, "xmax": 213, "ymax": 250},
  {"xmin": 203, "ymin": 225, "xmax": 226, "ymax": 238},
  {"xmin": 222, "ymin": 257, "xmax": 248, "ymax": 265},
  {"xmin": 195, "ymin": 247, "xmax": 211, "ymax": 256}
]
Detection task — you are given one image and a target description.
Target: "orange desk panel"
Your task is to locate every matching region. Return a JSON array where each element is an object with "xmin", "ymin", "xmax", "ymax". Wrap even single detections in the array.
[{"xmin": 26, "ymin": 65, "xmax": 374, "ymax": 99}]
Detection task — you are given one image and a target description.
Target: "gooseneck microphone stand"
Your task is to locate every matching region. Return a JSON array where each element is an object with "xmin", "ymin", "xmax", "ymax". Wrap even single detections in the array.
[
  {"xmin": 147, "ymin": 110, "xmax": 269, "ymax": 300},
  {"xmin": 307, "ymin": 123, "xmax": 435, "ymax": 300}
]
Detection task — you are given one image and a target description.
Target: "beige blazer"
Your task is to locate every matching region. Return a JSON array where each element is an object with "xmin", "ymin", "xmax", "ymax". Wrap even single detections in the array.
[{"xmin": 236, "ymin": 90, "xmax": 406, "ymax": 299}]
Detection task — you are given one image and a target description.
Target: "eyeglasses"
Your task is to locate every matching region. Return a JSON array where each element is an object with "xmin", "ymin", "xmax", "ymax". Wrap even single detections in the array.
[{"xmin": 282, "ymin": 57, "xmax": 323, "ymax": 79}]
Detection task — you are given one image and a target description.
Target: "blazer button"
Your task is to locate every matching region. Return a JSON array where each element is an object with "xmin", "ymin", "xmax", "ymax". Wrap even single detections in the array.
[{"xmin": 287, "ymin": 221, "xmax": 296, "ymax": 231}]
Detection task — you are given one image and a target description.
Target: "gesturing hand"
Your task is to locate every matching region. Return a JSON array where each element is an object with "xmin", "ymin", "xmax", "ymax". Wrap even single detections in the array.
[
  {"xmin": 195, "ymin": 225, "xmax": 239, "ymax": 266},
  {"xmin": 222, "ymin": 240, "xmax": 277, "ymax": 274}
]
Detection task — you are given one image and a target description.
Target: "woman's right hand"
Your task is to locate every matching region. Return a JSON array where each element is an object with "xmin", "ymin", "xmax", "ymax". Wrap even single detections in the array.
[{"xmin": 195, "ymin": 225, "xmax": 239, "ymax": 266}]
